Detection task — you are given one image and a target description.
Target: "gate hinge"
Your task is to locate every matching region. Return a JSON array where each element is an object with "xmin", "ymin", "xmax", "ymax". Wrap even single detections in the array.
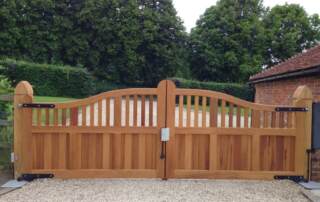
[
  {"xmin": 17, "ymin": 174, "xmax": 54, "ymax": 182},
  {"xmin": 274, "ymin": 175, "xmax": 305, "ymax": 183}
]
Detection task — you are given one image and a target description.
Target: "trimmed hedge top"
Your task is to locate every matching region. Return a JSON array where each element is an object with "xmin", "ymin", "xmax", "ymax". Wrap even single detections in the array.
[
  {"xmin": 170, "ymin": 78, "xmax": 254, "ymax": 101},
  {"xmin": 0, "ymin": 58, "xmax": 94, "ymax": 98}
]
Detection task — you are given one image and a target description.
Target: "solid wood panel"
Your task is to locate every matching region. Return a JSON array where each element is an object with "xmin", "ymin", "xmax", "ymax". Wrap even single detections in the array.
[
  {"xmin": 58, "ymin": 133, "xmax": 67, "ymax": 169},
  {"xmin": 43, "ymin": 133, "xmax": 52, "ymax": 169},
  {"xmin": 218, "ymin": 135, "xmax": 251, "ymax": 170},
  {"xmin": 124, "ymin": 134, "xmax": 133, "ymax": 169},
  {"xmin": 68, "ymin": 133, "xmax": 81, "ymax": 169},
  {"xmin": 192, "ymin": 134, "xmax": 209, "ymax": 170},
  {"xmin": 185, "ymin": 134, "xmax": 192, "ymax": 169},
  {"xmin": 102, "ymin": 133, "xmax": 111, "ymax": 169},
  {"xmin": 138, "ymin": 134, "xmax": 146, "ymax": 169}
]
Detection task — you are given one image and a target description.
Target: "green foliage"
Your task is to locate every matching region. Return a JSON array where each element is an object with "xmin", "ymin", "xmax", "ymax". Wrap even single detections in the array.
[
  {"xmin": 0, "ymin": 0, "xmax": 189, "ymax": 86},
  {"xmin": 189, "ymin": 0, "xmax": 266, "ymax": 83},
  {"xmin": 171, "ymin": 77, "xmax": 254, "ymax": 101},
  {"xmin": 0, "ymin": 75, "xmax": 13, "ymax": 171},
  {"xmin": 0, "ymin": 59, "xmax": 94, "ymax": 98},
  {"xmin": 263, "ymin": 4, "xmax": 320, "ymax": 66}
]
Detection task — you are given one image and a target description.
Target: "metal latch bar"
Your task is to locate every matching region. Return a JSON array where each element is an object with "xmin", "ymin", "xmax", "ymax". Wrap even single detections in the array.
[
  {"xmin": 19, "ymin": 103, "xmax": 55, "ymax": 108},
  {"xmin": 275, "ymin": 107, "xmax": 308, "ymax": 112}
]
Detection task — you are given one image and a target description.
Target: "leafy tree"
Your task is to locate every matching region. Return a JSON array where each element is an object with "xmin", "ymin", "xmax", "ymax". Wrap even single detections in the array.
[
  {"xmin": 0, "ymin": 0, "xmax": 188, "ymax": 86},
  {"xmin": 189, "ymin": 0, "xmax": 266, "ymax": 83},
  {"xmin": 263, "ymin": 4, "xmax": 320, "ymax": 66}
]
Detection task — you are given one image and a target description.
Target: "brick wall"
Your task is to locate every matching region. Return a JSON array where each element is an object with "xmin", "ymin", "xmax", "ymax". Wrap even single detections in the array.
[
  {"xmin": 254, "ymin": 75, "xmax": 320, "ymax": 105},
  {"xmin": 254, "ymin": 75, "xmax": 320, "ymax": 181}
]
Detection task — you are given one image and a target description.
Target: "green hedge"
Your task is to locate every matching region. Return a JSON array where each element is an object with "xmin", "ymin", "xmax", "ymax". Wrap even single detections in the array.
[
  {"xmin": 170, "ymin": 78, "xmax": 254, "ymax": 101},
  {"xmin": 0, "ymin": 59, "xmax": 95, "ymax": 98}
]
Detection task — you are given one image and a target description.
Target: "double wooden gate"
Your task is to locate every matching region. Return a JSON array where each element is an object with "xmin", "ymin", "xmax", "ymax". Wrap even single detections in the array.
[{"xmin": 14, "ymin": 80, "xmax": 313, "ymax": 179}]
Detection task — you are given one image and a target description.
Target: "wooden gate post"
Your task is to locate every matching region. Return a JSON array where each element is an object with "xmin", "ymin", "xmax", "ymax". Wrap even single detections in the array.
[
  {"xmin": 292, "ymin": 85, "xmax": 313, "ymax": 180},
  {"xmin": 14, "ymin": 81, "xmax": 33, "ymax": 178}
]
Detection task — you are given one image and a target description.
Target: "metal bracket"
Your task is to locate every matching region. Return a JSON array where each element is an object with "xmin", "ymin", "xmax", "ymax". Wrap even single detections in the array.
[
  {"xmin": 275, "ymin": 107, "xmax": 308, "ymax": 112},
  {"xmin": 17, "ymin": 174, "xmax": 54, "ymax": 182},
  {"xmin": 274, "ymin": 175, "xmax": 305, "ymax": 183},
  {"xmin": 161, "ymin": 128, "xmax": 170, "ymax": 142},
  {"xmin": 19, "ymin": 103, "xmax": 55, "ymax": 108}
]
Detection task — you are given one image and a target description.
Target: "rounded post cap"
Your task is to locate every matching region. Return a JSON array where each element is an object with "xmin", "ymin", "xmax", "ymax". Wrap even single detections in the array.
[
  {"xmin": 292, "ymin": 85, "xmax": 312, "ymax": 100},
  {"xmin": 14, "ymin": 81, "xmax": 33, "ymax": 95}
]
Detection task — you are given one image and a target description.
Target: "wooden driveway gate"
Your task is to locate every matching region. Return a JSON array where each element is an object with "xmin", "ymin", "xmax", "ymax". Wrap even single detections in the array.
[{"xmin": 14, "ymin": 80, "xmax": 313, "ymax": 180}]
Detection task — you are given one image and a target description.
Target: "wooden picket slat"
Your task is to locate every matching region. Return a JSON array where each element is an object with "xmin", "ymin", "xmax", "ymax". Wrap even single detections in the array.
[
  {"xmin": 186, "ymin": 96, "xmax": 191, "ymax": 127},
  {"xmin": 210, "ymin": 98, "xmax": 218, "ymax": 127},
  {"xmin": 179, "ymin": 95, "xmax": 184, "ymax": 127},
  {"xmin": 194, "ymin": 96, "xmax": 199, "ymax": 127},
  {"xmin": 202, "ymin": 97, "xmax": 207, "ymax": 128},
  {"xmin": 149, "ymin": 96, "xmax": 153, "ymax": 127}
]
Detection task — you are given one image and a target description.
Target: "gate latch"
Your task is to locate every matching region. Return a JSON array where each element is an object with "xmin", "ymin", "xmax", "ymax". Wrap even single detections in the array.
[{"xmin": 161, "ymin": 128, "xmax": 170, "ymax": 142}]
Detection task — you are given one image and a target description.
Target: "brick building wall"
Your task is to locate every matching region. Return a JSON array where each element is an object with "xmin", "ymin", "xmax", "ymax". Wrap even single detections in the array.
[
  {"xmin": 254, "ymin": 75, "xmax": 320, "ymax": 105},
  {"xmin": 254, "ymin": 74, "xmax": 320, "ymax": 181}
]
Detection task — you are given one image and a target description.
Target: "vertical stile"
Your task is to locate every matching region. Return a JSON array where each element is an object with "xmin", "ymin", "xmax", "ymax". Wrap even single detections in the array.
[
  {"xmin": 279, "ymin": 112, "xmax": 285, "ymax": 128},
  {"xmin": 194, "ymin": 96, "xmax": 199, "ymax": 127},
  {"xmin": 98, "ymin": 100, "xmax": 102, "ymax": 127},
  {"xmin": 106, "ymin": 98, "xmax": 110, "ymax": 127},
  {"xmin": 37, "ymin": 109, "xmax": 42, "ymax": 126},
  {"xmin": 114, "ymin": 97, "xmax": 121, "ymax": 127},
  {"xmin": 125, "ymin": 96, "xmax": 130, "ymax": 127},
  {"xmin": 149, "ymin": 95, "xmax": 154, "ymax": 127},
  {"xmin": 244, "ymin": 108, "xmax": 249, "ymax": 128},
  {"xmin": 58, "ymin": 134, "xmax": 67, "ymax": 169},
  {"xmin": 187, "ymin": 95, "xmax": 191, "ymax": 127},
  {"xmin": 252, "ymin": 110, "xmax": 260, "ymax": 128},
  {"xmin": 45, "ymin": 109, "xmax": 50, "ymax": 126},
  {"xmin": 210, "ymin": 98, "xmax": 218, "ymax": 127},
  {"xmin": 70, "ymin": 108, "xmax": 78, "ymax": 126},
  {"xmin": 61, "ymin": 109, "xmax": 66, "ymax": 126},
  {"xmin": 271, "ymin": 112, "xmax": 276, "ymax": 128},
  {"xmin": 141, "ymin": 96, "xmax": 146, "ymax": 127},
  {"xmin": 263, "ymin": 111, "xmax": 268, "ymax": 128},
  {"xmin": 54, "ymin": 109, "xmax": 58, "ymax": 126},
  {"xmin": 221, "ymin": 100, "xmax": 226, "ymax": 128},
  {"xmin": 229, "ymin": 103, "xmax": 233, "ymax": 128},
  {"xmin": 202, "ymin": 96, "xmax": 207, "ymax": 127},
  {"xmin": 82, "ymin": 105, "xmax": 87, "ymax": 127},
  {"xmin": 236, "ymin": 106, "xmax": 241, "ymax": 128},
  {"xmin": 134, "ymin": 95, "xmax": 138, "ymax": 127},
  {"xmin": 90, "ymin": 103, "xmax": 94, "ymax": 126},
  {"xmin": 179, "ymin": 95, "xmax": 183, "ymax": 127},
  {"xmin": 138, "ymin": 134, "xmax": 146, "ymax": 169},
  {"xmin": 287, "ymin": 112, "xmax": 293, "ymax": 128}
]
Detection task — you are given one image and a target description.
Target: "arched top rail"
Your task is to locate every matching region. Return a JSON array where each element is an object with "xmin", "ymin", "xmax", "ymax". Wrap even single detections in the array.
[
  {"xmin": 175, "ymin": 88, "xmax": 284, "ymax": 111},
  {"xmin": 53, "ymin": 88, "xmax": 158, "ymax": 109}
]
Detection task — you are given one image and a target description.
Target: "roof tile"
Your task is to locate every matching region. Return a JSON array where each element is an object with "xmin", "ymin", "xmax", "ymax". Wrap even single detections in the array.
[{"xmin": 249, "ymin": 44, "xmax": 320, "ymax": 81}]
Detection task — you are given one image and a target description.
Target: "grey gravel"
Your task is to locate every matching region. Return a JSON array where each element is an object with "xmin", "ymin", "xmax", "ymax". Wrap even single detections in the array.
[{"xmin": 0, "ymin": 179, "xmax": 310, "ymax": 202}]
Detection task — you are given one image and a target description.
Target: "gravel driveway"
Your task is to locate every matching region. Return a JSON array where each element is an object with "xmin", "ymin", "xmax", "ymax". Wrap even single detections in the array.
[{"xmin": 0, "ymin": 179, "xmax": 310, "ymax": 202}]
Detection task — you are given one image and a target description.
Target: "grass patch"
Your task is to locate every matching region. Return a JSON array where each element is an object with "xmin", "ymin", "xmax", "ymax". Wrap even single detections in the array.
[{"xmin": 34, "ymin": 96, "xmax": 76, "ymax": 103}]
